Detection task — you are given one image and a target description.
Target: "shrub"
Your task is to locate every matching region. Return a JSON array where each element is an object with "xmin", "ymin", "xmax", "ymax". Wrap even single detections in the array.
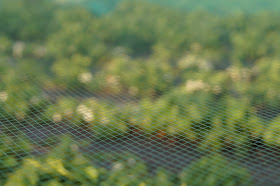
[{"xmin": 180, "ymin": 154, "xmax": 253, "ymax": 186}]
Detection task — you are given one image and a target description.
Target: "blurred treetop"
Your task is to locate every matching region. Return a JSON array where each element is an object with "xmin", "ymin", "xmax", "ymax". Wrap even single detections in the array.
[{"xmin": 58, "ymin": 0, "xmax": 280, "ymax": 15}]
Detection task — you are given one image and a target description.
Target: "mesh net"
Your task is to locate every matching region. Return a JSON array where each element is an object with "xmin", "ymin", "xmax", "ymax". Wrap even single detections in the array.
[{"xmin": 1, "ymin": 0, "xmax": 280, "ymax": 185}]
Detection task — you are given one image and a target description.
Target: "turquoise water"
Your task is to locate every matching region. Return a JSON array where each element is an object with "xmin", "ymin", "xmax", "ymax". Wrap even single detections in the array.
[{"xmin": 82, "ymin": 0, "xmax": 280, "ymax": 15}]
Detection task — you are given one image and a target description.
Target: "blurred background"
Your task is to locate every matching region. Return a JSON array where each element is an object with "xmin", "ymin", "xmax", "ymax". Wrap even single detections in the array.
[{"xmin": 0, "ymin": 0, "xmax": 280, "ymax": 185}]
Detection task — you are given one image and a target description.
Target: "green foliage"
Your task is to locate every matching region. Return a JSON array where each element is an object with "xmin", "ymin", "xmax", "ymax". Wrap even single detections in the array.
[
  {"xmin": 3, "ymin": 136, "xmax": 104, "ymax": 186},
  {"xmin": 1, "ymin": 137, "xmax": 176, "ymax": 185},
  {"xmin": 0, "ymin": 0, "xmax": 57, "ymax": 41},
  {"xmin": 263, "ymin": 116, "xmax": 280, "ymax": 146},
  {"xmin": 180, "ymin": 154, "xmax": 253, "ymax": 186},
  {"xmin": 43, "ymin": 97, "xmax": 80, "ymax": 125},
  {"xmin": 1, "ymin": 135, "xmax": 253, "ymax": 186},
  {"xmin": 82, "ymin": 0, "xmax": 280, "ymax": 15},
  {"xmin": 0, "ymin": 134, "xmax": 32, "ymax": 183},
  {"xmin": 0, "ymin": 0, "xmax": 279, "ymax": 146},
  {"xmin": 78, "ymin": 98, "xmax": 128, "ymax": 138},
  {"xmin": 0, "ymin": 0, "xmax": 280, "ymax": 184}
]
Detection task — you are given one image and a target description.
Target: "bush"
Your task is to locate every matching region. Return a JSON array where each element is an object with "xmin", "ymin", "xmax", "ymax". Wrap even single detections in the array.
[{"xmin": 180, "ymin": 154, "xmax": 253, "ymax": 186}]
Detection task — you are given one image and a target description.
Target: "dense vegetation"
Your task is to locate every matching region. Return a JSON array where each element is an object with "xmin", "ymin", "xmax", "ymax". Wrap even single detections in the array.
[
  {"xmin": 0, "ymin": 135, "xmax": 253, "ymax": 185},
  {"xmin": 0, "ymin": 0, "xmax": 280, "ymax": 185}
]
